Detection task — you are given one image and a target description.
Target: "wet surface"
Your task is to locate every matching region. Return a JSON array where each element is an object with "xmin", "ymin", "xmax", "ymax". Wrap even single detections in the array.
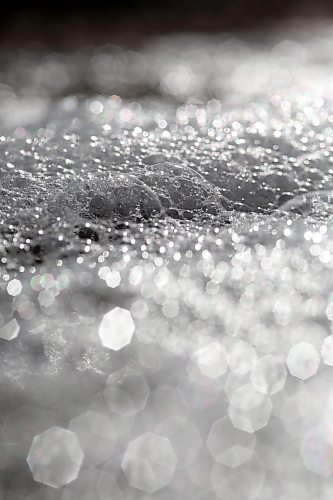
[{"xmin": 2, "ymin": 24, "xmax": 333, "ymax": 499}]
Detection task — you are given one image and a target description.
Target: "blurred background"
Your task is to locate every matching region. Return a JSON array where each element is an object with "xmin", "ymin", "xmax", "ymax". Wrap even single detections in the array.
[{"xmin": 1, "ymin": 0, "xmax": 333, "ymax": 48}]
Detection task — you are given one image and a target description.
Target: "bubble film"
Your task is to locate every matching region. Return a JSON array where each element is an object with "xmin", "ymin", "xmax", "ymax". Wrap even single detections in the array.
[{"xmin": 2, "ymin": 22, "xmax": 333, "ymax": 499}]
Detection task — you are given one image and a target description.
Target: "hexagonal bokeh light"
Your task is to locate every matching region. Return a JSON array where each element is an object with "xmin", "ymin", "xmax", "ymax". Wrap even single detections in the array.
[
  {"xmin": 287, "ymin": 342, "xmax": 320, "ymax": 380},
  {"xmin": 122, "ymin": 432, "xmax": 177, "ymax": 493},
  {"xmin": 98, "ymin": 307, "xmax": 135, "ymax": 351},
  {"xmin": 193, "ymin": 341, "xmax": 228, "ymax": 379},
  {"xmin": 68, "ymin": 411, "xmax": 116, "ymax": 466},
  {"xmin": 0, "ymin": 318, "xmax": 20, "ymax": 341},
  {"xmin": 103, "ymin": 367, "xmax": 150, "ymax": 416},
  {"xmin": 27, "ymin": 427, "xmax": 84, "ymax": 488},
  {"xmin": 301, "ymin": 422, "xmax": 333, "ymax": 477},
  {"xmin": 207, "ymin": 416, "xmax": 256, "ymax": 466}
]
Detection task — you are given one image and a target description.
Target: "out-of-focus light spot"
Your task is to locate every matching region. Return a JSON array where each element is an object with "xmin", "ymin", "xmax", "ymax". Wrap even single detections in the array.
[
  {"xmin": 7, "ymin": 279, "xmax": 22, "ymax": 297},
  {"xmin": 251, "ymin": 355, "xmax": 287, "ymax": 395},
  {"xmin": 287, "ymin": 342, "xmax": 320, "ymax": 380},
  {"xmin": 193, "ymin": 341, "xmax": 228, "ymax": 379},
  {"xmin": 89, "ymin": 101, "xmax": 104, "ymax": 115},
  {"xmin": 301, "ymin": 422, "xmax": 333, "ymax": 477},
  {"xmin": 321, "ymin": 335, "xmax": 333, "ymax": 366},
  {"xmin": 98, "ymin": 307, "xmax": 134, "ymax": 351},
  {"xmin": 26, "ymin": 426, "xmax": 83, "ymax": 488},
  {"xmin": 0, "ymin": 318, "xmax": 20, "ymax": 341},
  {"xmin": 122, "ymin": 432, "xmax": 177, "ymax": 493}
]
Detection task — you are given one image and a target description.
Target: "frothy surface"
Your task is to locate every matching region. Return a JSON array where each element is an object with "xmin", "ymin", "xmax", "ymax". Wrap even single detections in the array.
[{"xmin": 2, "ymin": 24, "xmax": 333, "ymax": 500}]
